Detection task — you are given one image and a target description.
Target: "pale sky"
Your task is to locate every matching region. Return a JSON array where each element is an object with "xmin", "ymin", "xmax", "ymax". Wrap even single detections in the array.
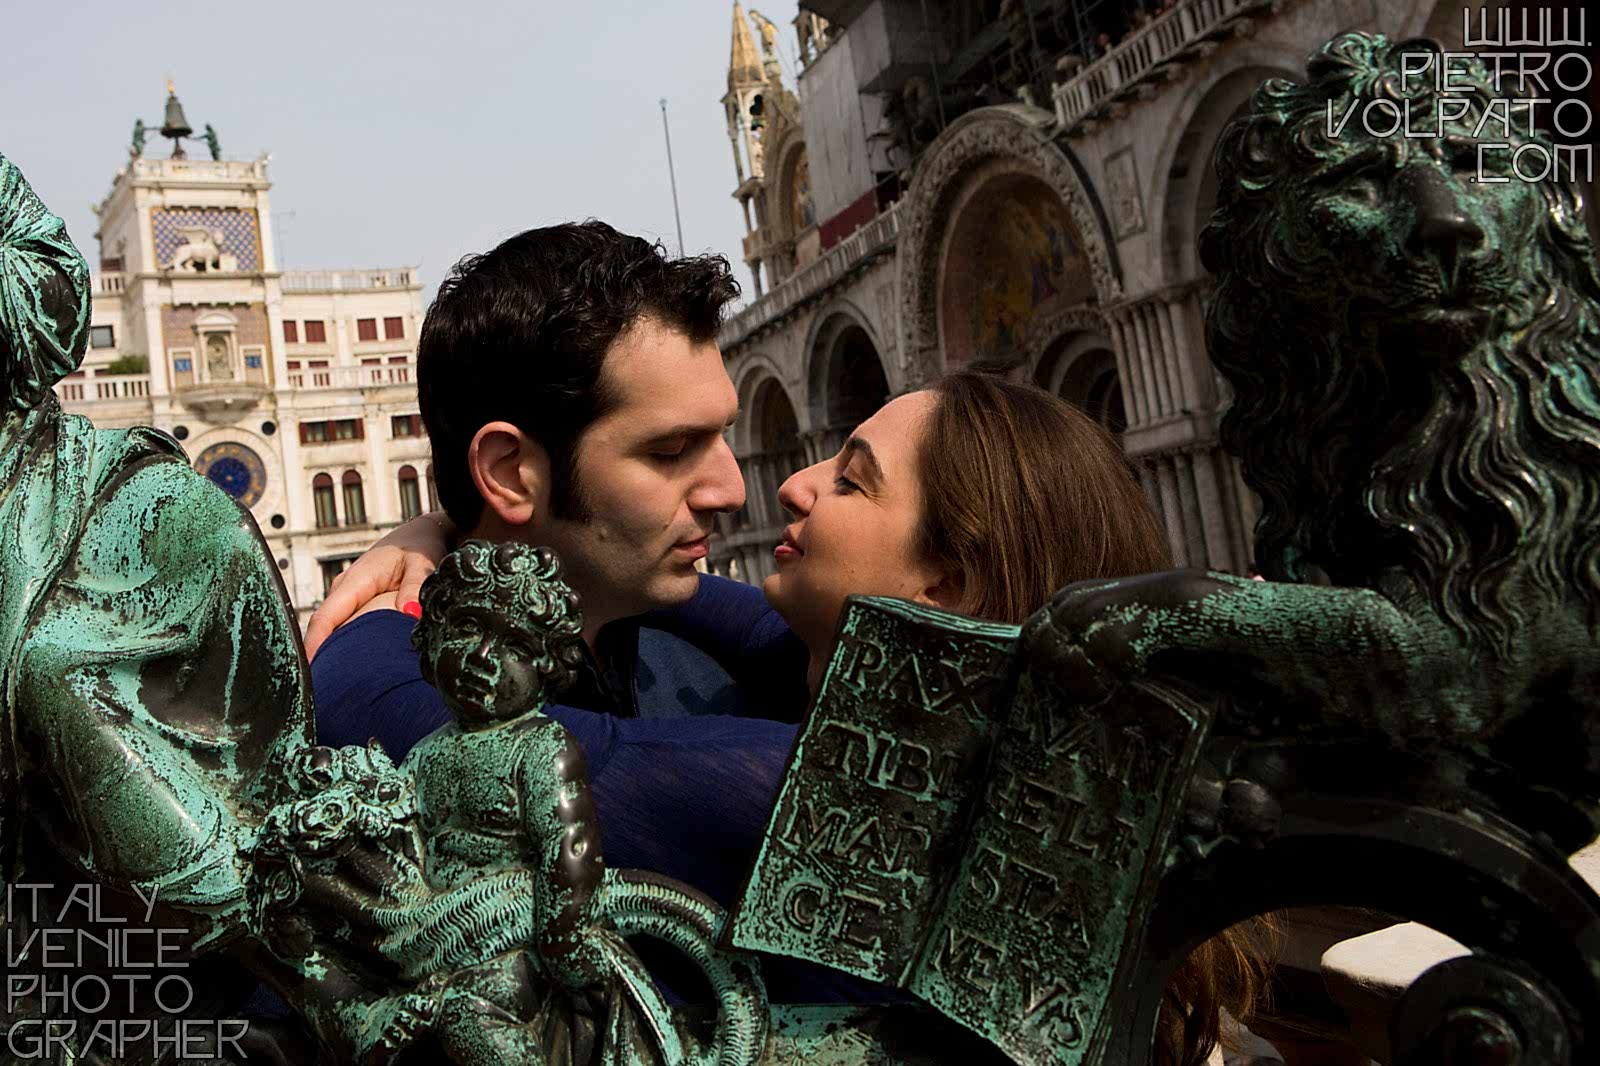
[{"xmin": 3, "ymin": 0, "xmax": 802, "ymax": 303}]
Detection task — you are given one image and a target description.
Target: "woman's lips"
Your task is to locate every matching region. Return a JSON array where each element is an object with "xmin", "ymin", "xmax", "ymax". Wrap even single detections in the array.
[{"xmin": 775, "ymin": 530, "xmax": 803, "ymax": 563}]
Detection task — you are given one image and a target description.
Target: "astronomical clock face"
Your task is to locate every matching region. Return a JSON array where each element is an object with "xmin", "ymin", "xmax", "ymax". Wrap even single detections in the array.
[{"xmin": 195, "ymin": 442, "xmax": 267, "ymax": 508}]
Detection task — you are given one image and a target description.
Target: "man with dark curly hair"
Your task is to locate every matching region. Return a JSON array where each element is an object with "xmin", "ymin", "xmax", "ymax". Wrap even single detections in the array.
[{"xmin": 305, "ymin": 222, "xmax": 837, "ymax": 1000}]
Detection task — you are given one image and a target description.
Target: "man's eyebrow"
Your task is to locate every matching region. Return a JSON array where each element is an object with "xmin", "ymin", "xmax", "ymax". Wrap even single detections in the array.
[
  {"xmin": 840, "ymin": 437, "xmax": 884, "ymax": 482},
  {"xmin": 639, "ymin": 411, "xmax": 740, "ymax": 445}
]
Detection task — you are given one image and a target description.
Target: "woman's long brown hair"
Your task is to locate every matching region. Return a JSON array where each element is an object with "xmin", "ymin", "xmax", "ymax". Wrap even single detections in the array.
[{"xmin": 916, "ymin": 368, "xmax": 1274, "ymax": 1066}]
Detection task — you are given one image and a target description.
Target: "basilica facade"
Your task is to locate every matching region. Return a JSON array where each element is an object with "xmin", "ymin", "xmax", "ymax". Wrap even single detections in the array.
[{"xmin": 708, "ymin": 0, "xmax": 1598, "ymax": 584}]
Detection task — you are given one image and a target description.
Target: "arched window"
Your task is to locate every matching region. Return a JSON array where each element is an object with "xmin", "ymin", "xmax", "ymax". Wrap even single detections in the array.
[
  {"xmin": 397, "ymin": 465, "xmax": 422, "ymax": 521},
  {"xmin": 425, "ymin": 463, "xmax": 439, "ymax": 512},
  {"xmin": 341, "ymin": 470, "xmax": 366, "ymax": 526},
  {"xmin": 312, "ymin": 473, "xmax": 337, "ymax": 529}
]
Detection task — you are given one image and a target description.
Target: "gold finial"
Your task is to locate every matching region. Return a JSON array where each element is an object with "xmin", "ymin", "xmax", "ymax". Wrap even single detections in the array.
[{"xmin": 167, "ymin": 78, "xmax": 176, "ymax": 95}]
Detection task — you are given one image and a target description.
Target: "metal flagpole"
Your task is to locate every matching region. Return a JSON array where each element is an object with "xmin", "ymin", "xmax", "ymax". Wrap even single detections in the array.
[{"xmin": 659, "ymin": 98, "xmax": 686, "ymax": 257}]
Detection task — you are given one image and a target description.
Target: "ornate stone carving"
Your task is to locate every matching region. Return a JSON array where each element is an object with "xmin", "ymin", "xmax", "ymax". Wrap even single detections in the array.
[
  {"xmin": 1103, "ymin": 145, "xmax": 1146, "ymax": 239},
  {"xmin": 895, "ymin": 106, "xmax": 1122, "ymax": 387},
  {"xmin": 1021, "ymin": 303, "xmax": 1110, "ymax": 368},
  {"xmin": 171, "ymin": 226, "xmax": 237, "ymax": 272}
]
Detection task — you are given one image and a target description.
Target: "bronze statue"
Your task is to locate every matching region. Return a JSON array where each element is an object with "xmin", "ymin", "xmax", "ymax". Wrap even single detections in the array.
[{"xmin": 1026, "ymin": 31, "xmax": 1600, "ymax": 838}]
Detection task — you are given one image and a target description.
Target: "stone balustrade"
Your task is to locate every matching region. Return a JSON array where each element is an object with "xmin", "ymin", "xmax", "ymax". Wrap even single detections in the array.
[
  {"xmin": 719, "ymin": 203, "xmax": 901, "ymax": 350},
  {"xmin": 1053, "ymin": 0, "xmax": 1277, "ymax": 133},
  {"xmin": 280, "ymin": 268, "xmax": 418, "ymax": 292}
]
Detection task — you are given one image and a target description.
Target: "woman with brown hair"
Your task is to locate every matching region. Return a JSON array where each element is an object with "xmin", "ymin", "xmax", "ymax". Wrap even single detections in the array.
[{"xmin": 310, "ymin": 368, "xmax": 1272, "ymax": 1065}]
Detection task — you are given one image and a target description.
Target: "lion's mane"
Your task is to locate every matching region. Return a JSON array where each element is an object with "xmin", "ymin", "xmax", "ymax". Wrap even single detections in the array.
[{"xmin": 1198, "ymin": 32, "xmax": 1600, "ymax": 650}]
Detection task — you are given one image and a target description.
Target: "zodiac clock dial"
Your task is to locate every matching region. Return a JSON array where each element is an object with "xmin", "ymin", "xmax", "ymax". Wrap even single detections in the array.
[{"xmin": 194, "ymin": 442, "xmax": 267, "ymax": 508}]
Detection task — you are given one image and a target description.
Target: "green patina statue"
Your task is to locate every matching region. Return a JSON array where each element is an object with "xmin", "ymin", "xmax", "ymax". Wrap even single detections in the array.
[
  {"xmin": 400, "ymin": 540, "xmax": 768, "ymax": 1065},
  {"xmin": 1026, "ymin": 31, "xmax": 1600, "ymax": 835},
  {"xmin": 0, "ymin": 148, "xmax": 314, "ymax": 1048}
]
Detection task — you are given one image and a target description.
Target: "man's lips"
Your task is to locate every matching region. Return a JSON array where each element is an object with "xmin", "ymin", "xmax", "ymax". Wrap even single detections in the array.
[{"xmin": 673, "ymin": 534, "xmax": 712, "ymax": 558}]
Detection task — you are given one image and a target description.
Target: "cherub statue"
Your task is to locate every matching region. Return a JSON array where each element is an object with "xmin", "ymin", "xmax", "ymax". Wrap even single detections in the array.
[
  {"xmin": 401, "ymin": 540, "xmax": 767, "ymax": 1063},
  {"xmin": 400, "ymin": 540, "xmax": 613, "ymax": 1060}
]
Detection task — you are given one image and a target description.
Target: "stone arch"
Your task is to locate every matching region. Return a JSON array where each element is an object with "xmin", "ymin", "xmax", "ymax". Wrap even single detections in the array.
[
  {"xmin": 1027, "ymin": 306, "xmax": 1125, "ymax": 436},
  {"xmin": 766, "ymin": 129, "xmax": 810, "ymax": 244},
  {"xmin": 897, "ymin": 105, "xmax": 1122, "ymax": 387},
  {"xmin": 732, "ymin": 354, "xmax": 793, "ymax": 452},
  {"xmin": 1152, "ymin": 60, "xmax": 1300, "ymax": 285},
  {"xmin": 746, "ymin": 376, "xmax": 805, "ymax": 531},
  {"xmin": 802, "ymin": 302, "xmax": 889, "ymax": 434}
]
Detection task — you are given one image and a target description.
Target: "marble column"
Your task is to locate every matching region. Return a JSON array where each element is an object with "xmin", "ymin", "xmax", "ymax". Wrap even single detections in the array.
[{"xmin": 1109, "ymin": 281, "xmax": 1254, "ymax": 573}]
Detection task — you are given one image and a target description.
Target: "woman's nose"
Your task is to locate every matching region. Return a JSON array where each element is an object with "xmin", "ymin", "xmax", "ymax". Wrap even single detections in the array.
[{"xmin": 777, "ymin": 462, "xmax": 821, "ymax": 519}]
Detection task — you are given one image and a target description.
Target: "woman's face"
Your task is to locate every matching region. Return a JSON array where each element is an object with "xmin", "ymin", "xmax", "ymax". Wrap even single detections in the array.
[{"xmin": 762, "ymin": 390, "xmax": 954, "ymax": 656}]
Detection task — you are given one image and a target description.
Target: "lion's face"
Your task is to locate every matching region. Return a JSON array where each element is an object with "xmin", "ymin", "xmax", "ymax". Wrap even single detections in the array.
[
  {"xmin": 1279, "ymin": 132, "xmax": 1547, "ymax": 365},
  {"xmin": 1201, "ymin": 33, "xmax": 1600, "ymax": 638}
]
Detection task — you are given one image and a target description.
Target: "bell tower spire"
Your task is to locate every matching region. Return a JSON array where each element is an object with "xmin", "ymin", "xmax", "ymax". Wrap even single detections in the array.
[{"xmin": 723, "ymin": 2, "xmax": 767, "ymax": 187}]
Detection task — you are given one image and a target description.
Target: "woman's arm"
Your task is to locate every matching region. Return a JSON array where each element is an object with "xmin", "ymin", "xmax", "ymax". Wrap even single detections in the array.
[{"xmin": 304, "ymin": 512, "xmax": 455, "ymax": 660}]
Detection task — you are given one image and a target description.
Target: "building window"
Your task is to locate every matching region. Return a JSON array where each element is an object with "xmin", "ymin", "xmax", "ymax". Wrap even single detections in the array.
[
  {"xmin": 386, "ymin": 355, "xmax": 410, "ymax": 383},
  {"xmin": 384, "ymin": 316, "xmax": 404, "ymax": 340},
  {"xmin": 304, "ymin": 320, "xmax": 327, "ymax": 344},
  {"xmin": 170, "ymin": 348, "xmax": 195, "ymax": 389},
  {"xmin": 426, "ymin": 463, "xmax": 438, "ymax": 511},
  {"xmin": 312, "ymin": 473, "xmax": 337, "ymax": 528},
  {"xmin": 398, "ymin": 465, "xmax": 422, "ymax": 520},
  {"xmin": 356, "ymin": 318, "xmax": 378, "ymax": 342},
  {"xmin": 391, "ymin": 414, "xmax": 421, "ymax": 438},
  {"xmin": 283, "ymin": 320, "xmax": 299, "ymax": 343},
  {"xmin": 341, "ymin": 470, "xmax": 367, "ymax": 525},
  {"xmin": 319, "ymin": 557, "xmax": 348, "ymax": 596},
  {"xmin": 300, "ymin": 421, "xmax": 329, "ymax": 444},
  {"xmin": 333, "ymin": 418, "xmax": 362, "ymax": 441},
  {"xmin": 89, "ymin": 325, "xmax": 115, "ymax": 349},
  {"xmin": 241, "ymin": 345, "xmax": 267, "ymax": 384}
]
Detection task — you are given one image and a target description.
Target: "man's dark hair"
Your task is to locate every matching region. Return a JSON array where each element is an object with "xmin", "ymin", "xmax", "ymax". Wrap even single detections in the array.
[{"xmin": 418, "ymin": 220, "xmax": 740, "ymax": 529}]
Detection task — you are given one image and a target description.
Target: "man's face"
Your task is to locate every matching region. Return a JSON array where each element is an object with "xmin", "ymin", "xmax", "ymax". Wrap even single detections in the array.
[{"xmin": 530, "ymin": 317, "xmax": 743, "ymax": 629}]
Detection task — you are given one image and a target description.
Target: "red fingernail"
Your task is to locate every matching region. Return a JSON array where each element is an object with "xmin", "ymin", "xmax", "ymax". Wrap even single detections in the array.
[{"xmin": 400, "ymin": 600, "xmax": 422, "ymax": 619}]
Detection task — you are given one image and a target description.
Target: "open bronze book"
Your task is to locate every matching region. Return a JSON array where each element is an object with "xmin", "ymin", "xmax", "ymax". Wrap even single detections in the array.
[{"xmin": 729, "ymin": 597, "xmax": 1210, "ymax": 1065}]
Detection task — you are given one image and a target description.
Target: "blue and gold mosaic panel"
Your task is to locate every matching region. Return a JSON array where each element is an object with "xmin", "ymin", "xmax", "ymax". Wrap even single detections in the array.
[{"xmin": 152, "ymin": 208, "xmax": 263, "ymax": 273}]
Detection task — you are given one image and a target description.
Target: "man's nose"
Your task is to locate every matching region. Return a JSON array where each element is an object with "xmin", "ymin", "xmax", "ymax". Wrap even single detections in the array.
[
  {"xmin": 690, "ymin": 436, "xmax": 747, "ymax": 514},
  {"xmin": 1404, "ymin": 167, "xmax": 1485, "ymax": 282}
]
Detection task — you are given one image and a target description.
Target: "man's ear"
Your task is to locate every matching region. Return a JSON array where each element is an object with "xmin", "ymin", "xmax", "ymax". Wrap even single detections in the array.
[{"xmin": 467, "ymin": 422, "xmax": 551, "ymax": 530}]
